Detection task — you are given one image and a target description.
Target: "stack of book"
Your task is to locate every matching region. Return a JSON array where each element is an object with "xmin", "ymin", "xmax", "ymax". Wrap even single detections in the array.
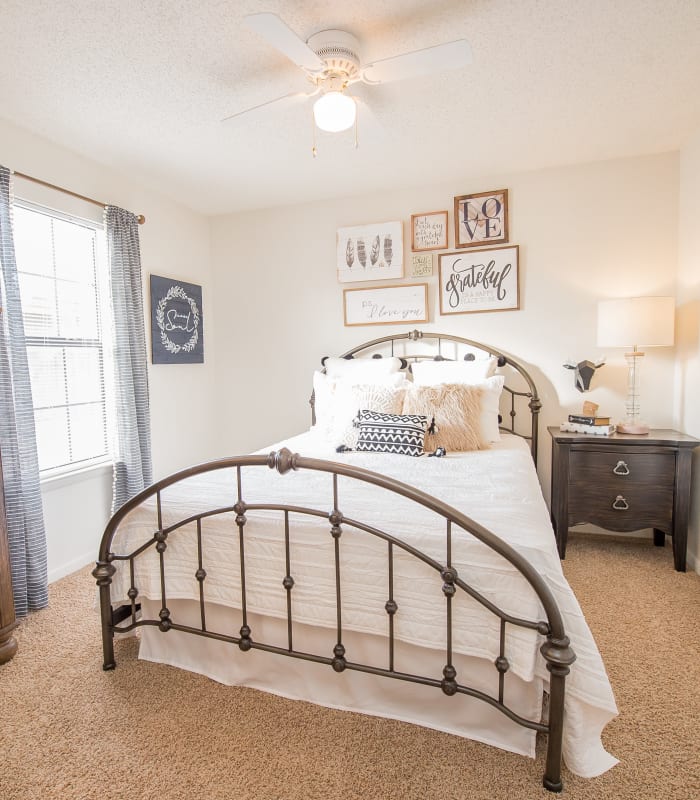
[{"xmin": 560, "ymin": 414, "xmax": 616, "ymax": 436}]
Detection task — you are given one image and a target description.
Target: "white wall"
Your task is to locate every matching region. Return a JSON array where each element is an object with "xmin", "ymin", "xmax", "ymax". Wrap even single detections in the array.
[
  {"xmin": 210, "ymin": 153, "xmax": 680, "ymax": 508},
  {"xmin": 677, "ymin": 129, "xmax": 700, "ymax": 572},
  {"xmin": 1, "ymin": 117, "xmax": 218, "ymax": 581}
]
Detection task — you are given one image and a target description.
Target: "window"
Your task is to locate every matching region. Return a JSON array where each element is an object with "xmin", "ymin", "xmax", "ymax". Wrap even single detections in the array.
[{"xmin": 13, "ymin": 201, "xmax": 112, "ymax": 473}]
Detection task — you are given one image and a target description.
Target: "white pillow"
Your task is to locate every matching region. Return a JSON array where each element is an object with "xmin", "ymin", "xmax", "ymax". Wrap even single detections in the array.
[
  {"xmin": 312, "ymin": 373, "xmax": 409, "ymax": 447},
  {"xmin": 312, "ymin": 370, "xmax": 334, "ymax": 430},
  {"xmin": 324, "ymin": 356, "xmax": 403, "ymax": 381},
  {"xmin": 411, "ymin": 357, "xmax": 497, "ymax": 386},
  {"xmin": 469, "ymin": 375, "xmax": 505, "ymax": 442}
]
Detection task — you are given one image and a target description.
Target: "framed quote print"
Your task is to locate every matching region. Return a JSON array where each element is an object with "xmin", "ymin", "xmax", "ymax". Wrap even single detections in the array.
[
  {"xmin": 409, "ymin": 252, "xmax": 433, "ymax": 277},
  {"xmin": 343, "ymin": 283, "xmax": 428, "ymax": 326},
  {"xmin": 150, "ymin": 274, "xmax": 204, "ymax": 363},
  {"xmin": 438, "ymin": 246, "xmax": 519, "ymax": 315},
  {"xmin": 454, "ymin": 189, "xmax": 508, "ymax": 249},
  {"xmin": 410, "ymin": 210, "xmax": 448, "ymax": 251}
]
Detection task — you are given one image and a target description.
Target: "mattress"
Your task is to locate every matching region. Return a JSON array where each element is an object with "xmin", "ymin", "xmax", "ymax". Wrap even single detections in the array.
[{"xmin": 110, "ymin": 430, "xmax": 618, "ymax": 777}]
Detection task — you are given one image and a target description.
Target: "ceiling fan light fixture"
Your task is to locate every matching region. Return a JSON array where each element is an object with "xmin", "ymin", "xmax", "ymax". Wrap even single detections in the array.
[{"xmin": 313, "ymin": 91, "xmax": 356, "ymax": 132}]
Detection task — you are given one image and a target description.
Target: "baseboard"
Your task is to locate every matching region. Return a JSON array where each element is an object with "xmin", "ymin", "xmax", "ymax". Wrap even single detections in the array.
[{"xmin": 48, "ymin": 552, "xmax": 95, "ymax": 584}]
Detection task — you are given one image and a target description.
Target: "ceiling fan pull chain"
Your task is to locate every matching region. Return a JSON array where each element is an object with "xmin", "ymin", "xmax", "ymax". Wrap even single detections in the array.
[{"xmin": 311, "ymin": 109, "xmax": 318, "ymax": 158}]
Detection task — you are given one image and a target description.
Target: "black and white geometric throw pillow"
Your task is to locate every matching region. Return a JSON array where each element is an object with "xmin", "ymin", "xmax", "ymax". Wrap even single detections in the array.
[{"xmin": 355, "ymin": 410, "xmax": 428, "ymax": 457}]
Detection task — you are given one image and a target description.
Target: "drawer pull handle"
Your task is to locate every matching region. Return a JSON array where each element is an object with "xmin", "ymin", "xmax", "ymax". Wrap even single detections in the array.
[
  {"xmin": 613, "ymin": 460, "xmax": 630, "ymax": 476},
  {"xmin": 612, "ymin": 495, "xmax": 629, "ymax": 511}
]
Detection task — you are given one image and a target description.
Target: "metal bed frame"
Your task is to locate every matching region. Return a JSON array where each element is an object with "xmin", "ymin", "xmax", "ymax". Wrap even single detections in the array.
[{"xmin": 94, "ymin": 331, "xmax": 573, "ymax": 792}]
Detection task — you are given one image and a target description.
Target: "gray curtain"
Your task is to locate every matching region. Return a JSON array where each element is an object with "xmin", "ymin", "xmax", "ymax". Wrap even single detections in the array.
[
  {"xmin": 105, "ymin": 206, "xmax": 153, "ymax": 511},
  {"xmin": 0, "ymin": 165, "xmax": 48, "ymax": 616}
]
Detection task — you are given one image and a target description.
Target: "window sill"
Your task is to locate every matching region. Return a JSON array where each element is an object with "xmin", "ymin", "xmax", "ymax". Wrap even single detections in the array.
[{"xmin": 40, "ymin": 459, "xmax": 113, "ymax": 490}]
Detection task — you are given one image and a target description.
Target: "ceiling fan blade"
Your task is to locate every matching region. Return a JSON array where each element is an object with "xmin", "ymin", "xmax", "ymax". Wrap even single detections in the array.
[
  {"xmin": 244, "ymin": 13, "xmax": 325, "ymax": 73},
  {"xmin": 362, "ymin": 39, "xmax": 472, "ymax": 84},
  {"xmin": 221, "ymin": 89, "xmax": 316, "ymax": 124}
]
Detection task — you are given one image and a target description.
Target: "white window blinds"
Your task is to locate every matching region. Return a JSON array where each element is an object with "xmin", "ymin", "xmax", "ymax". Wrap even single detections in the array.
[{"xmin": 13, "ymin": 201, "xmax": 112, "ymax": 473}]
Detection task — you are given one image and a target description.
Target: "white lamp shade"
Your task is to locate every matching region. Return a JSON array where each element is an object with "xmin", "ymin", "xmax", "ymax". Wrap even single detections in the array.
[
  {"xmin": 313, "ymin": 91, "xmax": 356, "ymax": 133},
  {"xmin": 597, "ymin": 296, "xmax": 675, "ymax": 348}
]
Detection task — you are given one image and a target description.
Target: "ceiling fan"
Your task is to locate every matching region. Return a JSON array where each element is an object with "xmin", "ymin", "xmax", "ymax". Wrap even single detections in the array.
[{"xmin": 223, "ymin": 12, "xmax": 472, "ymax": 141}]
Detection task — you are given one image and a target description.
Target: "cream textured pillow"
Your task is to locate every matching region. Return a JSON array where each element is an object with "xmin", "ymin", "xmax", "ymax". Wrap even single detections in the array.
[{"xmin": 402, "ymin": 383, "xmax": 488, "ymax": 452}]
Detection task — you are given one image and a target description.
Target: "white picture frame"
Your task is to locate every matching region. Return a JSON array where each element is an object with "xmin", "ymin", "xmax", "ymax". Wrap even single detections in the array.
[
  {"xmin": 343, "ymin": 283, "xmax": 428, "ymax": 326},
  {"xmin": 438, "ymin": 246, "xmax": 519, "ymax": 315},
  {"xmin": 337, "ymin": 221, "xmax": 403, "ymax": 283}
]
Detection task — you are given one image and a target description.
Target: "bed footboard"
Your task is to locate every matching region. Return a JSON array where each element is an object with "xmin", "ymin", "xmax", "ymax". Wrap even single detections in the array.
[{"xmin": 93, "ymin": 448, "xmax": 575, "ymax": 792}]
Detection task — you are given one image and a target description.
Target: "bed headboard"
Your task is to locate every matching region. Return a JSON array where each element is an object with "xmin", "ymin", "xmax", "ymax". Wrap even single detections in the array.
[{"xmin": 311, "ymin": 329, "xmax": 542, "ymax": 464}]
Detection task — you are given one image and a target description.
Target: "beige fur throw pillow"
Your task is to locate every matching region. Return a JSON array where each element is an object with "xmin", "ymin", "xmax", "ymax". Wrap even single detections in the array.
[{"xmin": 402, "ymin": 383, "xmax": 488, "ymax": 452}]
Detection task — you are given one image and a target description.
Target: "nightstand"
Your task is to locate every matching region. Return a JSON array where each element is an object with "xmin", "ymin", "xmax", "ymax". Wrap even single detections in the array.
[{"xmin": 548, "ymin": 427, "xmax": 698, "ymax": 571}]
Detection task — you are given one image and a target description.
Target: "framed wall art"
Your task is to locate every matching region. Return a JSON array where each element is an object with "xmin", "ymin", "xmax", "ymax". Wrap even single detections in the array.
[
  {"xmin": 438, "ymin": 246, "xmax": 519, "ymax": 315},
  {"xmin": 409, "ymin": 252, "xmax": 433, "ymax": 278},
  {"xmin": 411, "ymin": 210, "xmax": 448, "ymax": 251},
  {"xmin": 454, "ymin": 189, "xmax": 508, "ymax": 249},
  {"xmin": 343, "ymin": 283, "xmax": 428, "ymax": 327},
  {"xmin": 337, "ymin": 220, "xmax": 403, "ymax": 283},
  {"xmin": 150, "ymin": 274, "xmax": 204, "ymax": 364}
]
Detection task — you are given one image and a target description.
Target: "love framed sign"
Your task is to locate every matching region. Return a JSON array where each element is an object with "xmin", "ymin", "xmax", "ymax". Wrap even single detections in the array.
[
  {"xmin": 343, "ymin": 283, "xmax": 429, "ymax": 326},
  {"xmin": 454, "ymin": 189, "xmax": 508, "ymax": 249},
  {"xmin": 438, "ymin": 246, "xmax": 519, "ymax": 315}
]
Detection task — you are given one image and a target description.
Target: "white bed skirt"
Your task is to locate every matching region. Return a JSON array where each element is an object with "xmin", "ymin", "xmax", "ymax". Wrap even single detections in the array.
[{"xmin": 139, "ymin": 598, "xmax": 543, "ymax": 758}]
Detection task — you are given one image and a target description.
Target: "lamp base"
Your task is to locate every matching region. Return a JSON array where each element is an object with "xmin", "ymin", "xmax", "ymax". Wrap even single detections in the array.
[{"xmin": 616, "ymin": 421, "xmax": 650, "ymax": 435}]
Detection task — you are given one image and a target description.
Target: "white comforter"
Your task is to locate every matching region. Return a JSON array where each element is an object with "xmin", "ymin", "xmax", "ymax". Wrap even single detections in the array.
[{"xmin": 111, "ymin": 431, "xmax": 618, "ymax": 777}]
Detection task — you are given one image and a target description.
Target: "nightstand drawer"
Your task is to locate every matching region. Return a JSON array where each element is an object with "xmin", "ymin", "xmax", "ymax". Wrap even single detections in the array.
[
  {"xmin": 568, "ymin": 450, "xmax": 675, "ymax": 531},
  {"xmin": 569, "ymin": 450, "xmax": 675, "ymax": 490}
]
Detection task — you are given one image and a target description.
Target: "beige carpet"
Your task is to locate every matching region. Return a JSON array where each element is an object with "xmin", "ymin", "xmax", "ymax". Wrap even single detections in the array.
[{"xmin": 1, "ymin": 534, "xmax": 699, "ymax": 800}]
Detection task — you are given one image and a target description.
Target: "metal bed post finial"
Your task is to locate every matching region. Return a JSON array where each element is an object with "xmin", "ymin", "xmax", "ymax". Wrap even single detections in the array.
[
  {"xmin": 268, "ymin": 448, "xmax": 299, "ymax": 475},
  {"xmin": 92, "ymin": 560, "xmax": 117, "ymax": 670},
  {"xmin": 540, "ymin": 636, "xmax": 576, "ymax": 792}
]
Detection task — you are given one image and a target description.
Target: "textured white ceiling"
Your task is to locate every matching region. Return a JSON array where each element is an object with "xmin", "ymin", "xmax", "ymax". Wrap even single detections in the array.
[{"xmin": 2, "ymin": 0, "xmax": 699, "ymax": 214}]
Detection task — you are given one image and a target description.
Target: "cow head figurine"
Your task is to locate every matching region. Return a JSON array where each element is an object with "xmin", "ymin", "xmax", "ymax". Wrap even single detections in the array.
[{"xmin": 563, "ymin": 358, "xmax": 606, "ymax": 393}]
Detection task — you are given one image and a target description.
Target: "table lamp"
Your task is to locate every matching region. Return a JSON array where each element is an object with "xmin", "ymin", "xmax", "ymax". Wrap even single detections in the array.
[{"xmin": 597, "ymin": 296, "xmax": 675, "ymax": 434}]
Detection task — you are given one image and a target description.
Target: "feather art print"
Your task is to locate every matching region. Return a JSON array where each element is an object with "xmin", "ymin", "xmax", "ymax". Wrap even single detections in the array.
[
  {"xmin": 370, "ymin": 235, "xmax": 380, "ymax": 266},
  {"xmin": 346, "ymin": 238, "xmax": 354, "ymax": 268},
  {"xmin": 357, "ymin": 238, "xmax": 367, "ymax": 268},
  {"xmin": 383, "ymin": 235, "xmax": 393, "ymax": 268}
]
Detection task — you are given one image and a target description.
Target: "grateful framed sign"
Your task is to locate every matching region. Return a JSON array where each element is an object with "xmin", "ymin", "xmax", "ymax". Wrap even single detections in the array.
[{"xmin": 438, "ymin": 246, "xmax": 519, "ymax": 315}]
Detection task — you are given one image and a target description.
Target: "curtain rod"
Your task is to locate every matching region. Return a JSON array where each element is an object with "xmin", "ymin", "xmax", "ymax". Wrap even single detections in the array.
[{"xmin": 13, "ymin": 171, "xmax": 145, "ymax": 224}]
